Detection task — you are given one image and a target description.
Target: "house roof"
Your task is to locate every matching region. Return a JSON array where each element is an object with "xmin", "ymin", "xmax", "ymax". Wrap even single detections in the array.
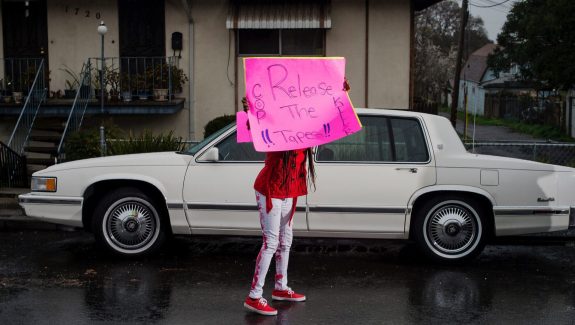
[
  {"xmin": 461, "ymin": 43, "xmax": 497, "ymax": 83},
  {"xmin": 413, "ymin": 0, "xmax": 445, "ymax": 11}
]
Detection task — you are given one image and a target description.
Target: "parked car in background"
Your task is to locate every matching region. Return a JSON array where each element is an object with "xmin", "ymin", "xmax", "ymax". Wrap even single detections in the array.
[{"xmin": 19, "ymin": 108, "xmax": 575, "ymax": 262}]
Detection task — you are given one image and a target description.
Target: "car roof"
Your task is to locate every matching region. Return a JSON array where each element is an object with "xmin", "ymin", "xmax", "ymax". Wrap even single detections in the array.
[{"xmin": 354, "ymin": 107, "xmax": 428, "ymax": 118}]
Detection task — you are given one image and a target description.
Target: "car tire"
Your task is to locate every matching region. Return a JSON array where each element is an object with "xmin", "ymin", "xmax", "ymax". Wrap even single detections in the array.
[
  {"xmin": 92, "ymin": 187, "xmax": 166, "ymax": 256},
  {"xmin": 413, "ymin": 195, "xmax": 489, "ymax": 263}
]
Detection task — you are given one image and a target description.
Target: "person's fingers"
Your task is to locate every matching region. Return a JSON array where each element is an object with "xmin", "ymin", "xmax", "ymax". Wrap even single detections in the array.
[{"xmin": 343, "ymin": 77, "xmax": 351, "ymax": 91}]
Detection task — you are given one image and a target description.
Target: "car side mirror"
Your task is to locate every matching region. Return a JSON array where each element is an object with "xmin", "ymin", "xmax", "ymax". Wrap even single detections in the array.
[{"xmin": 199, "ymin": 147, "xmax": 219, "ymax": 162}]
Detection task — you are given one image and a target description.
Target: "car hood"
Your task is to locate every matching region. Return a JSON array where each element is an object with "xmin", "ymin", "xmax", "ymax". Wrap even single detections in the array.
[
  {"xmin": 438, "ymin": 153, "xmax": 575, "ymax": 172},
  {"xmin": 35, "ymin": 151, "xmax": 192, "ymax": 174}
]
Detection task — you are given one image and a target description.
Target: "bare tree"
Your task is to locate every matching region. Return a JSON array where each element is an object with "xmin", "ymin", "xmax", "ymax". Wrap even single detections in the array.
[{"xmin": 415, "ymin": 0, "xmax": 490, "ymax": 103}]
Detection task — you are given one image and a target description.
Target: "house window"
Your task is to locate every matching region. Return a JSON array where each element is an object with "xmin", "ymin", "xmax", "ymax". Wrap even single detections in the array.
[{"xmin": 238, "ymin": 29, "xmax": 325, "ymax": 56}]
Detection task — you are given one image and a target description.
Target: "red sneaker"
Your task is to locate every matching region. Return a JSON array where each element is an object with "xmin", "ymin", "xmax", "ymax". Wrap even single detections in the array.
[
  {"xmin": 272, "ymin": 288, "xmax": 306, "ymax": 302},
  {"xmin": 244, "ymin": 297, "xmax": 278, "ymax": 316}
]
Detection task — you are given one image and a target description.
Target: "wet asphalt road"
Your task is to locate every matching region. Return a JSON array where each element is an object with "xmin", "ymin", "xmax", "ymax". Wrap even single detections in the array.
[{"xmin": 2, "ymin": 230, "xmax": 575, "ymax": 324}]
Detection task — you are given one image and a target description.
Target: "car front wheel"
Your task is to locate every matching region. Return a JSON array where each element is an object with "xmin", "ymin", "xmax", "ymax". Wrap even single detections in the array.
[
  {"xmin": 413, "ymin": 196, "xmax": 488, "ymax": 263},
  {"xmin": 92, "ymin": 187, "xmax": 166, "ymax": 256}
]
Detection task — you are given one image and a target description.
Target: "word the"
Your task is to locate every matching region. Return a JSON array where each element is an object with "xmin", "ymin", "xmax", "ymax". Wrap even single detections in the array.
[{"xmin": 279, "ymin": 104, "xmax": 318, "ymax": 120}]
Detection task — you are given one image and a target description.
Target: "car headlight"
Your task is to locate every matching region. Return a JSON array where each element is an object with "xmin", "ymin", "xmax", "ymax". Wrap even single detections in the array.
[{"xmin": 31, "ymin": 177, "xmax": 57, "ymax": 192}]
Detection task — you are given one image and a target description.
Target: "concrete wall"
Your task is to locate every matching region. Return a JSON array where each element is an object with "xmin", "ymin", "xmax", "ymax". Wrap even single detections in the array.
[
  {"xmin": 368, "ymin": 0, "xmax": 411, "ymax": 109},
  {"xmin": 191, "ymin": 0, "xmax": 235, "ymax": 139},
  {"xmin": 326, "ymin": 0, "xmax": 367, "ymax": 108},
  {"xmin": 47, "ymin": 0, "xmax": 121, "ymax": 91}
]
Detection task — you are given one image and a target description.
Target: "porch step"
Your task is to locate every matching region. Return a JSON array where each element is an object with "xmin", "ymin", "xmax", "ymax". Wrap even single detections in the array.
[
  {"xmin": 25, "ymin": 146, "xmax": 58, "ymax": 155},
  {"xmin": 26, "ymin": 157, "xmax": 55, "ymax": 166},
  {"xmin": 0, "ymin": 188, "xmax": 28, "ymax": 196},
  {"xmin": 34, "ymin": 124, "xmax": 65, "ymax": 132},
  {"xmin": 29, "ymin": 134, "xmax": 62, "ymax": 143}
]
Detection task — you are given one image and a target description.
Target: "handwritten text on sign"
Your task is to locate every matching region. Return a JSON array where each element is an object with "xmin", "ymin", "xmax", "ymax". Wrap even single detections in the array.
[{"xmin": 241, "ymin": 58, "xmax": 361, "ymax": 152}]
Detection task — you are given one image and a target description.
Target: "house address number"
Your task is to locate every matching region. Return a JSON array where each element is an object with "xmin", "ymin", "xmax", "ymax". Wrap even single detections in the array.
[{"xmin": 65, "ymin": 6, "xmax": 102, "ymax": 20}]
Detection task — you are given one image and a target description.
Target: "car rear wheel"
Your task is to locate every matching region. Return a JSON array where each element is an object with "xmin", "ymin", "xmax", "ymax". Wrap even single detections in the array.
[
  {"xmin": 413, "ymin": 195, "xmax": 488, "ymax": 263},
  {"xmin": 92, "ymin": 187, "xmax": 166, "ymax": 256}
]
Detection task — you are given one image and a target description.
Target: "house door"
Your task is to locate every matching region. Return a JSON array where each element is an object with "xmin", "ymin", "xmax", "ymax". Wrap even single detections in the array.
[
  {"xmin": 2, "ymin": 0, "xmax": 49, "ymax": 91},
  {"xmin": 118, "ymin": 0, "xmax": 166, "ymax": 92},
  {"xmin": 118, "ymin": 0, "xmax": 165, "ymax": 58}
]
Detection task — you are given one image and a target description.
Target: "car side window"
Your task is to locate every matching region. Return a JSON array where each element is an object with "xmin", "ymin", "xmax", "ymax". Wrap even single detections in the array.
[
  {"xmin": 316, "ymin": 115, "xmax": 429, "ymax": 163},
  {"xmin": 390, "ymin": 118, "xmax": 429, "ymax": 162},
  {"xmin": 316, "ymin": 116, "xmax": 392, "ymax": 162},
  {"xmin": 213, "ymin": 131, "xmax": 266, "ymax": 162}
]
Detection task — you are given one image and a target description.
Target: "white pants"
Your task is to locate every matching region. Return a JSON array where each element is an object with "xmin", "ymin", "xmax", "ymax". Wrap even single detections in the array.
[{"xmin": 249, "ymin": 191, "xmax": 295, "ymax": 299}]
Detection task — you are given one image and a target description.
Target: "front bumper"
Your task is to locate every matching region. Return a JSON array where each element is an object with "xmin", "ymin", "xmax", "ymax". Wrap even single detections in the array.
[{"xmin": 19, "ymin": 193, "xmax": 83, "ymax": 227}]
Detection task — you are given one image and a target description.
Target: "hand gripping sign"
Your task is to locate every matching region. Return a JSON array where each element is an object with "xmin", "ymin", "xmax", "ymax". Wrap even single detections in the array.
[{"xmin": 237, "ymin": 57, "xmax": 362, "ymax": 152}]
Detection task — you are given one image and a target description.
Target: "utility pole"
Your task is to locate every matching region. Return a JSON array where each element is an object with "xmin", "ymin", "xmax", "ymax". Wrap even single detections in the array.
[{"xmin": 450, "ymin": 0, "xmax": 469, "ymax": 127}]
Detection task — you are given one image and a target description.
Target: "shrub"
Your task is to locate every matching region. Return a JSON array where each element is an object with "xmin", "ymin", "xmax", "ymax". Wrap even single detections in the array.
[
  {"xmin": 65, "ymin": 124, "xmax": 121, "ymax": 161},
  {"xmin": 204, "ymin": 115, "xmax": 235, "ymax": 138},
  {"xmin": 64, "ymin": 122, "xmax": 183, "ymax": 161},
  {"xmin": 107, "ymin": 130, "xmax": 185, "ymax": 155}
]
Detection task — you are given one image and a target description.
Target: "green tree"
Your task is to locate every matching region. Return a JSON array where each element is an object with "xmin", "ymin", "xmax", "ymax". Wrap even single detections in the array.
[{"xmin": 488, "ymin": 0, "xmax": 575, "ymax": 90}]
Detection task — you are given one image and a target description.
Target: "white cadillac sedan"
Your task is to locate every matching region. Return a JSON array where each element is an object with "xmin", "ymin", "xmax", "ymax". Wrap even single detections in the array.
[{"xmin": 19, "ymin": 108, "xmax": 575, "ymax": 262}]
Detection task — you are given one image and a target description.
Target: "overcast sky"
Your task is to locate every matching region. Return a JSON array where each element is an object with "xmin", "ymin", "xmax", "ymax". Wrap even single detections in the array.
[{"xmin": 457, "ymin": 0, "xmax": 522, "ymax": 42}]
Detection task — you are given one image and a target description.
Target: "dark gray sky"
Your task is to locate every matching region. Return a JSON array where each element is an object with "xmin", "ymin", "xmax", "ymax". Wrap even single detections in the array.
[{"xmin": 457, "ymin": 0, "xmax": 522, "ymax": 41}]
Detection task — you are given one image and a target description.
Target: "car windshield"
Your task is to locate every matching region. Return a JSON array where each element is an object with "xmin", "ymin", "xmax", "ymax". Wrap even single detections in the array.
[{"xmin": 183, "ymin": 123, "xmax": 235, "ymax": 156}]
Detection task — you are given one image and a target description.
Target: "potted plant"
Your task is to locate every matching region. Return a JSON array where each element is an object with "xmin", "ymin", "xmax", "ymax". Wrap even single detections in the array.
[
  {"xmin": 146, "ymin": 63, "xmax": 169, "ymax": 101},
  {"xmin": 105, "ymin": 65, "xmax": 121, "ymax": 102},
  {"xmin": 92, "ymin": 67, "xmax": 107, "ymax": 100},
  {"xmin": 133, "ymin": 73, "xmax": 150, "ymax": 100},
  {"xmin": 2, "ymin": 78, "xmax": 13, "ymax": 103},
  {"xmin": 59, "ymin": 65, "xmax": 80, "ymax": 99},
  {"xmin": 170, "ymin": 65, "xmax": 189, "ymax": 95},
  {"xmin": 120, "ymin": 72, "xmax": 133, "ymax": 102}
]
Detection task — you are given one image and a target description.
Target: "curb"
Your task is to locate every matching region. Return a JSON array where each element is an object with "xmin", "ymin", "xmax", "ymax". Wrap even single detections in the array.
[{"xmin": 0, "ymin": 215, "xmax": 76, "ymax": 231}]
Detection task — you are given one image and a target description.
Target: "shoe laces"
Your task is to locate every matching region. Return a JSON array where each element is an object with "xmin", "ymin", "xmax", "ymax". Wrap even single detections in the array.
[
  {"xmin": 258, "ymin": 298, "xmax": 269, "ymax": 307},
  {"xmin": 286, "ymin": 287, "xmax": 294, "ymax": 295}
]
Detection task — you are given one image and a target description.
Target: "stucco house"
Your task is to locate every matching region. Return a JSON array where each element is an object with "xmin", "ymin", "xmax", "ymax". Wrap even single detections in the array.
[{"xmin": 0, "ymin": 0, "xmax": 441, "ymax": 174}]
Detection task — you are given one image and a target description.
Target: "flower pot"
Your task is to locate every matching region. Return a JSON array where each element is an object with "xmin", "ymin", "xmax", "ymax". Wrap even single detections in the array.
[
  {"xmin": 3, "ymin": 96, "xmax": 12, "ymax": 103},
  {"xmin": 64, "ymin": 89, "xmax": 77, "ymax": 99},
  {"xmin": 121, "ymin": 91, "xmax": 132, "ymax": 102},
  {"xmin": 153, "ymin": 88, "xmax": 168, "ymax": 102},
  {"xmin": 12, "ymin": 92, "xmax": 23, "ymax": 104},
  {"xmin": 134, "ymin": 91, "xmax": 151, "ymax": 101}
]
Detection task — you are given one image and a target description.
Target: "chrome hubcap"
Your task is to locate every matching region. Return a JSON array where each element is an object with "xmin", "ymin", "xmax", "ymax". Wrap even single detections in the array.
[
  {"xmin": 427, "ymin": 204, "xmax": 477, "ymax": 254},
  {"xmin": 106, "ymin": 200, "xmax": 157, "ymax": 250}
]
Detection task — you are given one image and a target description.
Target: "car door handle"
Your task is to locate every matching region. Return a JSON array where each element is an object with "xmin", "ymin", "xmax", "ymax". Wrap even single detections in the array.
[{"xmin": 395, "ymin": 168, "xmax": 418, "ymax": 173}]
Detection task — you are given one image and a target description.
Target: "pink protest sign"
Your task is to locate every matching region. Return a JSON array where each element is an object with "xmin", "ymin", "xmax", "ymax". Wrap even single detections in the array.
[
  {"xmin": 236, "ymin": 111, "xmax": 252, "ymax": 142},
  {"xmin": 243, "ymin": 57, "xmax": 361, "ymax": 152}
]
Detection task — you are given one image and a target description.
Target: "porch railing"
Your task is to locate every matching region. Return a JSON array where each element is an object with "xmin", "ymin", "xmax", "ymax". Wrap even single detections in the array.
[
  {"xmin": 6, "ymin": 58, "xmax": 47, "ymax": 155},
  {"xmin": 0, "ymin": 141, "xmax": 28, "ymax": 188},
  {"xmin": 0, "ymin": 58, "xmax": 44, "ymax": 94},
  {"xmin": 56, "ymin": 61, "xmax": 93, "ymax": 163},
  {"xmin": 89, "ymin": 56, "xmax": 181, "ymax": 102}
]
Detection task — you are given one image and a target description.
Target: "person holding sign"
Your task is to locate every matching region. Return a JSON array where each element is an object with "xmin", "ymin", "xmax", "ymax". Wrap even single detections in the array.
[
  {"xmin": 243, "ymin": 97, "xmax": 315, "ymax": 316},
  {"xmin": 241, "ymin": 57, "xmax": 355, "ymax": 316}
]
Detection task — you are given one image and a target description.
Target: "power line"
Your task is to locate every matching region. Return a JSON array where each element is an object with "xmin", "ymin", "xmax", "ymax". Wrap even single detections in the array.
[
  {"xmin": 470, "ymin": 1, "xmax": 509, "ymax": 14},
  {"xmin": 478, "ymin": 0, "xmax": 513, "ymax": 10},
  {"xmin": 470, "ymin": 0, "xmax": 512, "ymax": 8}
]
